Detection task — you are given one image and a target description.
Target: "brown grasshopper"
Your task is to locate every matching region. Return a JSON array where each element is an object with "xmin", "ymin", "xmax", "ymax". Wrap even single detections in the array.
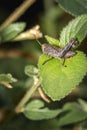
[{"xmin": 37, "ymin": 38, "xmax": 78, "ymax": 65}]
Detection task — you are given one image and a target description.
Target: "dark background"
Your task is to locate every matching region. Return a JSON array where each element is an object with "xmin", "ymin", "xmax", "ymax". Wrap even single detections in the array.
[{"xmin": 0, "ymin": 0, "xmax": 44, "ymax": 26}]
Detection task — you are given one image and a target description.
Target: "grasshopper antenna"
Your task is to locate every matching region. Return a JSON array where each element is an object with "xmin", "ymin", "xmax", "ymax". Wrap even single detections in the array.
[
  {"xmin": 35, "ymin": 38, "xmax": 42, "ymax": 46},
  {"xmin": 33, "ymin": 34, "xmax": 42, "ymax": 46}
]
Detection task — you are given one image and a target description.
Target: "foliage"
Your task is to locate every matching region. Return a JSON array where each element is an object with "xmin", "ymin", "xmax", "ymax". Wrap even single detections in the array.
[
  {"xmin": 38, "ymin": 15, "xmax": 87, "ymax": 100},
  {"xmin": 38, "ymin": 51, "xmax": 87, "ymax": 100},
  {"xmin": 0, "ymin": 0, "xmax": 87, "ymax": 130},
  {"xmin": 59, "ymin": 15, "xmax": 87, "ymax": 47},
  {"xmin": 0, "ymin": 22, "xmax": 26, "ymax": 43},
  {"xmin": 0, "ymin": 73, "xmax": 17, "ymax": 83},
  {"xmin": 57, "ymin": 0, "xmax": 87, "ymax": 16},
  {"xmin": 57, "ymin": 99, "xmax": 87, "ymax": 126},
  {"xmin": 23, "ymin": 99, "xmax": 61, "ymax": 120}
]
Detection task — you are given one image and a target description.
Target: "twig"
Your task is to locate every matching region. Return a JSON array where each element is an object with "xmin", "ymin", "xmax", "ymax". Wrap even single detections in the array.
[
  {"xmin": 0, "ymin": 0, "xmax": 36, "ymax": 30},
  {"xmin": 15, "ymin": 77, "xmax": 42, "ymax": 113},
  {"xmin": 38, "ymin": 87, "xmax": 50, "ymax": 103}
]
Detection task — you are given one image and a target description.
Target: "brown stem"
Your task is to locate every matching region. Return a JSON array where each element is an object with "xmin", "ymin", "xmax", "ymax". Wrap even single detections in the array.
[{"xmin": 0, "ymin": 0, "xmax": 36, "ymax": 30}]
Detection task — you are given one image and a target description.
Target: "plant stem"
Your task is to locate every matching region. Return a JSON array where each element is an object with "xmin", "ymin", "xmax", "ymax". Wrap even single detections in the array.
[
  {"xmin": 15, "ymin": 77, "xmax": 42, "ymax": 113},
  {"xmin": 0, "ymin": 0, "xmax": 36, "ymax": 30},
  {"xmin": 0, "ymin": 77, "xmax": 42, "ymax": 127}
]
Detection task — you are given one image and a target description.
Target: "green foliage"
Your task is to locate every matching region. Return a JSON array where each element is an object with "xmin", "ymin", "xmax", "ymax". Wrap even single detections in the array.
[
  {"xmin": 38, "ymin": 15, "xmax": 87, "ymax": 101},
  {"xmin": 0, "ymin": 22, "xmax": 26, "ymax": 43},
  {"xmin": 58, "ymin": 100, "xmax": 87, "ymax": 126},
  {"xmin": 38, "ymin": 51, "xmax": 87, "ymax": 100},
  {"xmin": 0, "ymin": 1, "xmax": 87, "ymax": 129},
  {"xmin": 59, "ymin": 15, "xmax": 87, "ymax": 47},
  {"xmin": 0, "ymin": 73, "xmax": 17, "ymax": 83},
  {"xmin": 57, "ymin": 0, "xmax": 87, "ymax": 16},
  {"xmin": 23, "ymin": 100, "xmax": 61, "ymax": 120},
  {"xmin": 25, "ymin": 65, "xmax": 38, "ymax": 77},
  {"xmin": 45, "ymin": 35, "xmax": 60, "ymax": 46}
]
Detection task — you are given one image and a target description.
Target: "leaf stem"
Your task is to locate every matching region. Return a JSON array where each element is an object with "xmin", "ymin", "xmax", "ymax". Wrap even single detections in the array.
[
  {"xmin": 15, "ymin": 77, "xmax": 42, "ymax": 113},
  {"xmin": 0, "ymin": 0, "xmax": 36, "ymax": 30}
]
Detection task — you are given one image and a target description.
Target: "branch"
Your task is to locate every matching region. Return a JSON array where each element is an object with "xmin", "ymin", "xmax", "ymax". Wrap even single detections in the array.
[
  {"xmin": 0, "ymin": 0, "xmax": 36, "ymax": 30},
  {"xmin": 15, "ymin": 77, "xmax": 42, "ymax": 113}
]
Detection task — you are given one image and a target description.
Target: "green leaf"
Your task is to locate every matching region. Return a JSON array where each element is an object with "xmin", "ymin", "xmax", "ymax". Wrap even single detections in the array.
[
  {"xmin": 78, "ymin": 99, "xmax": 87, "ymax": 112},
  {"xmin": 58, "ymin": 101, "xmax": 87, "ymax": 126},
  {"xmin": 25, "ymin": 65, "xmax": 38, "ymax": 77},
  {"xmin": 57, "ymin": 0, "xmax": 87, "ymax": 16},
  {"xmin": 0, "ymin": 73, "xmax": 17, "ymax": 83},
  {"xmin": 0, "ymin": 22, "xmax": 26, "ymax": 43},
  {"xmin": 59, "ymin": 15, "xmax": 87, "ymax": 47},
  {"xmin": 38, "ymin": 51, "xmax": 87, "ymax": 101},
  {"xmin": 45, "ymin": 35, "xmax": 60, "ymax": 46},
  {"xmin": 23, "ymin": 100, "xmax": 61, "ymax": 120}
]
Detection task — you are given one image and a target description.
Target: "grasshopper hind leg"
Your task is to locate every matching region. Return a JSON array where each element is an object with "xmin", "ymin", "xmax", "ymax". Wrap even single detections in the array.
[
  {"xmin": 42, "ymin": 56, "xmax": 66, "ymax": 67},
  {"xmin": 42, "ymin": 56, "xmax": 53, "ymax": 65}
]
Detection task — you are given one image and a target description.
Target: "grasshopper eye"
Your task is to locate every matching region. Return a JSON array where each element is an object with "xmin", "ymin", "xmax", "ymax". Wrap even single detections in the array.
[
  {"xmin": 42, "ymin": 44, "xmax": 47, "ymax": 52},
  {"xmin": 41, "ymin": 44, "xmax": 52, "ymax": 54}
]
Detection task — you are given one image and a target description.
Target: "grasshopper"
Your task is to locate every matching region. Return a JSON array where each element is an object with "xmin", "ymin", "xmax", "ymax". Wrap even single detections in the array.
[{"xmin": 37, "ymin": 38, "xmax": 78, "ymax": 65}]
